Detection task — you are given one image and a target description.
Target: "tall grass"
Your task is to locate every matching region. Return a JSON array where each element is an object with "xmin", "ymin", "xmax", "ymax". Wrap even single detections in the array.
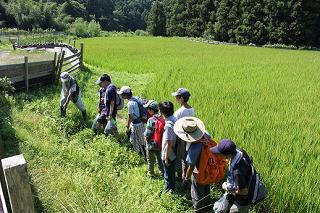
[
  {"xmin": 79, "ymin": 37, "xmax": 320, "ymax": 212},
  {"xmin": 10, "ymin": 66, "xmax": 190, "ymax": 212}
]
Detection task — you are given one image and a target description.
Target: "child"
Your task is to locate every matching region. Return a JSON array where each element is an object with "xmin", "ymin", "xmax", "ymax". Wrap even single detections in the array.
[
  {"xmin": 143, "ymin": 100, "xmax": 164, "ymax": 177},
  {"xmin": 171, "ymin": 88, "xmax": 195, "ymax": 180},
  {"xmin": 159, "ymin": 101, "xmax": 177, "ymax": 192},
  {"xmin": 118, "ymin": 86, "xmax": 146, "ymax": 159}
]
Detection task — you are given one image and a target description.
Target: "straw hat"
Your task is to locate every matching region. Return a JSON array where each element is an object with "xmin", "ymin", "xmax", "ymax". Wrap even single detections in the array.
[{"xmin": 173, "ymin": 117, "xmax": 205, "ymax": 143}]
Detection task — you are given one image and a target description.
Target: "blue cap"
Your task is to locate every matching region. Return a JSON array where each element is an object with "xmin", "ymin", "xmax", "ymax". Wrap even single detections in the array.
[
  {"xmin": 171, "ymin": 88, "xmax": 191, "ymax": 98},
  {"xmin": 210, "ymin": 139, "xmax": 237, "ymax": 155}
]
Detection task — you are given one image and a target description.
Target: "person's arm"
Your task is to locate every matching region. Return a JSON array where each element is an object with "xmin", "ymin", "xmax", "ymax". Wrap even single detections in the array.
[
  {"xmin": 127, "ymin": 114, "xmax": 133, "ymax": 131},
  {"xmin": 63, "ymin": 92, "xmax": 73, "ymax": 110},
  {"xmin": 184, "ymin": 164, "xmax": 194, "ymax": 181},
  {"xmin": 165, "ymin": 140, "xmax": 173, "ymax": 166},
  {"xmin": 222, "ymin": 182, "xmax": 248, "ymax": 195},
  {"xmin": 109, "ymin": 100, "xmax": 115, "ymax": 118}
]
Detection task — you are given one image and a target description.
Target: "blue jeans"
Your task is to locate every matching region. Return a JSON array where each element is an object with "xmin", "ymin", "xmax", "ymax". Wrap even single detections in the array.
[{"xmin": 162, "ymin": 159, "xmax": 176, "ymax": 192}]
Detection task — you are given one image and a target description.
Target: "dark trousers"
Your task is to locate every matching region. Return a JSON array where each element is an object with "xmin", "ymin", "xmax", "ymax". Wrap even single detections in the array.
[
  {"xmin": 191, "ymin": 174, "xmax": 210, "ymax": 212},
  {"xmin": 162, "ymin": 159, "xmax": 176, "ymax": 192}
]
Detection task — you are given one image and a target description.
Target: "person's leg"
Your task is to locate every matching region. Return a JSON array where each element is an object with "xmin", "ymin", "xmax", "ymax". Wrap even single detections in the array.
[
  {"xmin": 136, "ymin": 123, "xmax": 147, "ymax": 160},
  {"xmin": 181, "ymin": 153, "xmax": 188, "ymax": 179},
  {"xmin": 162, "ymin": 159, "xmax": 175, "ymax": 192},
  {"xmin": 191, "ymin": 174, "xmax": 210, "ymax": 212},
  {"xmin": 92, "ymin": 115, "xmax": 100, "ymax": 133},
  {"xmin": 175, "ymin": 156, "xmax": 182, "ymax": 181},
  {"xmin": 146, "ymin": 149, "xmax": 155, "ymax": 177},
  {"xmin": 229, "ymin": 203, "xmax": 250, "ymax": 213},
  {"xmin": 60, "ymin": 96, "xmax": 67, "ymax": 117},
  {"xmin": 111, "ymin": 118, "xmax": 120, "ymax": 139},
  {"xmin": 167, "ymin": 159, "xmax": 176, "ymax": 191},
  {"xmin": 162, "ymin": 160, "xmax": 170, "ymax": 192},
  {"xmin": 74, "ymin": 95, "xmax": 86, "ymax": 119},
  {"xmin": 130, "ymin": 124, "xmax": 140, "ymax": 153},
  {"xmin": 155, "ymin": 150, "xmax": 163, "ymax": 175}
]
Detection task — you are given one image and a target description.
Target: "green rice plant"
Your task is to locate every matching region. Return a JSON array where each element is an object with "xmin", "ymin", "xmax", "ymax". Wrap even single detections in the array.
[{"xmin": 79, "ymin": 36, "xmax": 320, "ymax": 212}]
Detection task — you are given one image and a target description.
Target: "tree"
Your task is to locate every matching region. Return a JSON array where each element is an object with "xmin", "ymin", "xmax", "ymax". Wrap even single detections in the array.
[{"xmin": 147, "ymin": 1, "xmax": 166, "ymax": 36}]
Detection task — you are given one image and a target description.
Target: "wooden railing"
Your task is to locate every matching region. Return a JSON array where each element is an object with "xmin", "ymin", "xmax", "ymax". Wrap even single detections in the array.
[{"xmin": 0, "ymin": 42, "xmax": 84, "ymax": 91}]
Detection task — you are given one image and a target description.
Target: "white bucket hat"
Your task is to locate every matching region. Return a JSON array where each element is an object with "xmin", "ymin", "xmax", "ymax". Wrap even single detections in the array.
[
  {"xmin": 60, "ymin": 72, "xmax": 70, "ymax": 83},
  {"xmin": 174, "ymin": 117, "xmax": 205, "ymax": 143}
]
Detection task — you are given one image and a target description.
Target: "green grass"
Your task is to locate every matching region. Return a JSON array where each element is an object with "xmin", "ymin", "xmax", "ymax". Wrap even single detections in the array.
[
  {"xmin": 5, "ymin": 36, "xmax": 320, "ymax": 212},
  {"xmin": 79, "ymin": 37, "xmax": 320, "ymax": 212},
  {"xmin": 8, "ymin": 65, "xmax": 192, "ymax": 212}
]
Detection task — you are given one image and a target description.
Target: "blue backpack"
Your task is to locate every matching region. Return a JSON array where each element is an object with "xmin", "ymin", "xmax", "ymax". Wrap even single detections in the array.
[{"xmin": 132, "ymin": 97, "xmax": 148, "ymax": 123}]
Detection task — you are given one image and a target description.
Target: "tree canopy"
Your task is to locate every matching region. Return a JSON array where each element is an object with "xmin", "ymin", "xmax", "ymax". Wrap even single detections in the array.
[{"xmin": 1, "ymin": 0, "xmax": 320, "ymax": 46}]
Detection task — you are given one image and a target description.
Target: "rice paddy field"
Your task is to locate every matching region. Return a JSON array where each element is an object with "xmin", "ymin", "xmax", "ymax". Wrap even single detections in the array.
[
  {"xmin": 4, "ymin": 36, "xmax": 319, "ymax": 212},
  {"xmin": 80, "ymin": 37, "xmax": 320, "ymax": 212}
]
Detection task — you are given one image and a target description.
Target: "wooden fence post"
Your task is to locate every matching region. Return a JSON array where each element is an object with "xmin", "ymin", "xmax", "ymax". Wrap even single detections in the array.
[
  {"xmin": 24, "ymin": 56, "xmax": 29, "ymax": 92},
  {"xmin": 80, "ymin": 43, "xmax": 84, "ymax": 70},
  {"xmin": 56, "ymin": 51, "xmax": 65, "ymax": 82},
  {"xmin": 0, "ymin": 181, "xmax": 8, "ymax": 213},
  {"xmin": 2, "ymin": 155, "xmax": 35, "ymax": 213},
  {"xmin": 53, "ymin": 52, "xmax": 58, "ymax": 82}
]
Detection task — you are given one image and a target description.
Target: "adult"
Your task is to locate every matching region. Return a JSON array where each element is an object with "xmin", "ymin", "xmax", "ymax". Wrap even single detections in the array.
[
  {"xmin": 143, "ymin": 100, "xmax": 163, "ymax": 177},
  {"xmin": 93, "ymin": 74, "xmax": 119, "ymax": 136},
  {"xmin": 118, "ymin": 86, "xmax": 146, "ymax": 158},
  {"xmin": 171, "ymin": 88, "xmax": 195, "ymax": 181},
  {"xmin": 60, "ymin": 72, "xmax": 86, "ymax": 119},
  {"xmin": 174, "ymin": 116, "xmax": 211, "ymax": 212},
  {"xmin": 211, "ymin": 139, "xmax": 257, "ymax": 213},
  {"xmin": 159, "ymin": 101, "xmax": 177, "ymax": 193},
  {"xmin": 92, "ymin": 76, "xmax": 106, "ymax": 133}
]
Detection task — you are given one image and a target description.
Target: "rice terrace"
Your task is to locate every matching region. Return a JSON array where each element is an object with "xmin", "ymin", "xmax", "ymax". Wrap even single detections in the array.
[{"xmin": 1, "ymin": 0, "xmax": 320, "ymax": 213}]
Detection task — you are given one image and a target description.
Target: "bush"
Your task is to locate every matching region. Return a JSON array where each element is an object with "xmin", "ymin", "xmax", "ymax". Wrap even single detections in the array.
[
  {"xmin": 88, "ymin": 20, "xmax": 102, "ymax": 37},
  {"xmin": 134, "ymin": 30, "xmax": 149, "ymax": 36},
  {"xmin": 68, "ymin": 18, "xmax": 89, "ymax": 38},
  {"xmin": 68, "ymin": 18, "xmax": 102, "ymax": 38}
]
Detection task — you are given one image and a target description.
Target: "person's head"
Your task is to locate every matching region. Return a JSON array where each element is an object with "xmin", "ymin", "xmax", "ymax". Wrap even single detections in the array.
[
  {"xmin": 143, "ymin": 100, "xmax": 159, "ymax": 116},
  {"xmin": 210, "ymin": 139, "xmax": 237, "ymax": 158},
  {"xmin": 159, "ymin": 101, "xmax": 174, "ymax": 118},
  {"xmin": 96, "ymin": 74, "xmax": 111, "ymax": 88},
  {"xmin": 117, "ymin": 86, "xmax": 132, "ymax": 99},
  {"xmin": 173, "ymin": 117, "xmax": 205, "ymax": 143},
  {"xmin": 60, "ymin": 72, "xmax": 71, "ymax": 83},
  {"xmin": 171, "ymin": 88, "xmax": 191, "ymax": 104}
]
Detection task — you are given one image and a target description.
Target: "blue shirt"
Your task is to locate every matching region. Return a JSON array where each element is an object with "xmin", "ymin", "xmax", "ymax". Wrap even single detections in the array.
[
  {"xmin": 128, "ymin": 97, "xmax": 140, "ymax": 121},
  {"xmin": 103, "ymin": 83, "xmax": 117, "ymax": 118},
  {"xmin": 186, "ymin": 142, "xmax": 203, "ymax": 167}
]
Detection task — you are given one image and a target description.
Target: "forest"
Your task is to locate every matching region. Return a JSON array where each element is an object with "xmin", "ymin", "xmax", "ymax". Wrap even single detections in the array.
[{"xmin": 1, "ymin": 0, "xmax": 320, "ymax": 46}]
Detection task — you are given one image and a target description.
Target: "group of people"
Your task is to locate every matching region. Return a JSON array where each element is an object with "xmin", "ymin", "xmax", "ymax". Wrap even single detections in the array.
[{"xmin": 59, "ymin": 72, "xmax": 266, "ymax": 213}]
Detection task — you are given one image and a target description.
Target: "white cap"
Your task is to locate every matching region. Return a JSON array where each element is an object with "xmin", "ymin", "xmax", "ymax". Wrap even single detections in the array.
[
  {"xmin": 117, "ymin": 86, "xmax": 131, "ymax": 94},
  {"xmin": 60, "ymin": 72, "xmax": 70, "ymax": 82}
]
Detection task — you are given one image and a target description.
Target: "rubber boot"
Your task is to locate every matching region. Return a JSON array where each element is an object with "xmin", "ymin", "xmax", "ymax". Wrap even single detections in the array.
[
  {"xmin": 81, "ymin": 110, "xmax": 87, "ymax": 120},
  {"xmin": 60, "ymin": 106, "xmax": 66, "ymax": 117}
]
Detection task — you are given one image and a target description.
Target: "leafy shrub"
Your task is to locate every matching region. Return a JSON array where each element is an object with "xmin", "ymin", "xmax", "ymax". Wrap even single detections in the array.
[
  {"xmin": 87, "ymin": 20, "xmax": 102, "ymax": 37},
  {"xmin": 68, "ymin": 18, "xmax": 102, "ymax": 38},
  {"xmin": 0, "ymin": 77, "xmax": 15, "ymax": 95},
  {"xmin": 134, "ymin": 30, "xmax": 149, "ymax": 36},
  {"xmin": 68, "ymin": 18, "xmax": 89, "ymax": 38}
]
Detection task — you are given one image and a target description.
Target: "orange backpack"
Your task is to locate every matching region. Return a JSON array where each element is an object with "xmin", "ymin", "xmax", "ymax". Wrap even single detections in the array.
[{"xmin": 195, "ymin": 139, "xmax": 227, "ymax": 185}]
